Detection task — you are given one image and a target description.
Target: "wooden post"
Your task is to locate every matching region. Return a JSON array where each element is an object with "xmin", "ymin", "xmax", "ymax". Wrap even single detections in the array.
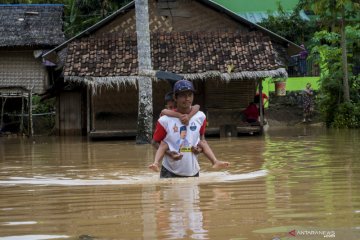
[
  {"xmin": 55, "ymin": 92, "xmax": 60, "ymax": 135},
  {"xmin": 28, "ymin": 90, "xmax": 33, "ymax": 137},
  {"xmin": 259, "ymin": 80, "xmax": 264, "ymax": 127},
  {"xmin": 87, "ymin": 86, "xmax": 91, "ymax": 134},
  {"xmin": 91, "ymin": 87, "xmax": 96, "ymax": 132},
  {"xmin": 0, "ymin": 97, "xmax": 7, "ymax": 130},
  {"xmin": 20, "ymin": 93, "xmax": 24, "ymax": 133}
]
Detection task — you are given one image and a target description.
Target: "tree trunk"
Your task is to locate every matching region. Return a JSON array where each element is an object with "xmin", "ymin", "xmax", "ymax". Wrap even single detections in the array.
[
  {"xmin": 340, "ymin": 8, "xmax": 350, "ymax": 102},
  {"xmin": 135, "ymin": 0, "xmax": 153, "ymax": 144}
]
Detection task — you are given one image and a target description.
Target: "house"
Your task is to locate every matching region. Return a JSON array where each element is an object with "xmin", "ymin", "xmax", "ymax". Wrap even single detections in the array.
[
  {"xmin": 0, "ymin": 4, "xmax": 65, "ymax": 135},
  {"xmin": 44, "ymin": 0, "xmax": 302, "ymax": 138}
]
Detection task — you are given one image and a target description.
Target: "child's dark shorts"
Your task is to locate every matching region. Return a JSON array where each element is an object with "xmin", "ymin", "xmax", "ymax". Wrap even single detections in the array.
[{"xmin": 160, "ymin": 166, "xmax": 199, "ymax": 178}]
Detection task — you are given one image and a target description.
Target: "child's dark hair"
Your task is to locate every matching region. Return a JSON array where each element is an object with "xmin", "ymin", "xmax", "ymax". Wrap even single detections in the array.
[{"xmin": 164, "ymin": 91, "xmax": 174, "ymax": 102}]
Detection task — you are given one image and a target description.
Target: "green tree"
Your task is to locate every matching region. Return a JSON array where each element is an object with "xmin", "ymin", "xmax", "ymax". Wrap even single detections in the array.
[
  {"xmin": 64, "ymin": 0, "xmax": 130, "ymax": 37},
  {"xmin": 302, "ymin": 0, "xmax": 360, "ymax": 102},
  {"xmin": 259, "ymin": 2, "xmax": 317, "ymax": 44},
  {"xmin": 311, "ymin": 26, "xmax": 360, "ymax": 128}
]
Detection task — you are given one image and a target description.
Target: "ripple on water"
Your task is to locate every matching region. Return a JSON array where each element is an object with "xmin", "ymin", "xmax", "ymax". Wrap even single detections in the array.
[
  {"xmin": 0, "ymin": 235, "xmax": 69, "ymax": 240},
  {"xmin": 0, "ymin": 170, "xmax": 267, "ymax": 186}
]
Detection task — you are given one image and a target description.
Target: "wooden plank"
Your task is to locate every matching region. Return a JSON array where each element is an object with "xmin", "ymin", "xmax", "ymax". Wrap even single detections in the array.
[
  {"xmin": 206, "ymin": 126, "xmax": 261, "ymax": 136},
  {"xmin": 89, "ymin": 130, "xmax": 137, "ymax": 138},
  {"xmin": 236, "ymin": 126, "xmax": 261, "ymax": 134}
]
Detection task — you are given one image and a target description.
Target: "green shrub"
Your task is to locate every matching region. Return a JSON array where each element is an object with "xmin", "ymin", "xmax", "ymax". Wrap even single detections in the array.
[
  {"xmin": 331, "ymin": 102, "xmax": 360, "ymax": 128},
  {"xmin": 32, "ymin": 96, "xmax": 55, "ymax": 114}
]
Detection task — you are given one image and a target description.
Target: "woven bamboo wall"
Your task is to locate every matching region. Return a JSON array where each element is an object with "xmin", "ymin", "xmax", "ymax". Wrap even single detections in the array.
[
  {"xmin": 92, "ymin": 79, "xmax": 204, "ymax": 131},
  {"xmin": 0, "ymin": 50, "xmax": 48, "ymax": 94},
  {"xmin": 93, "ymin": 80, "xmax": 173, "ymax": 130},
  {"xmin": 93, "ymin": 84, "xmax": 137, "ymax": 130},
  {"xmin": 94, "ymin": 0, "xmax": 246, "ymax": 36},
  {"xmin": 205, "ymin": 79, "xmax": 256, "ymax": 127},
  {"xmin": 205, "ymin": 79, "xmax": 255, "ymax": 109}
]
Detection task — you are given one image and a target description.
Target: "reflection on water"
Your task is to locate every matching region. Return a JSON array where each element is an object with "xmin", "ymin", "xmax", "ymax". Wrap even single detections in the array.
[
  {"xmin": 145, "ymin": 184, "xmax": 207, "ymax": 239},
  {"xmin": 0, "ymin": 127, "xmax": 360, "ymax": 239}
]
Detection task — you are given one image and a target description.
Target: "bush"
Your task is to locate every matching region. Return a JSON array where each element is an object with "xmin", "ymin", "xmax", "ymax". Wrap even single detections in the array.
[{"xmin": 331, "ymin": 102, "xmax": 360, "ymax": 128}]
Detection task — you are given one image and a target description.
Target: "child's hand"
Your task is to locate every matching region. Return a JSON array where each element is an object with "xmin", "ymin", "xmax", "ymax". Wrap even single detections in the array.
[
  {"xmin": 191, "ymin": 145, "xmax": 203, "ymax": 155},
  {"xmin": 148, "ymin": 163, "xmax": 160, "ymax": 172},
  {"xmin": 179, "ymin": 114, "xmax": 190, "ymax": 125},
  {"xmin": 168, "ymin": 151, "xmax": 183, "ymax": 160}
]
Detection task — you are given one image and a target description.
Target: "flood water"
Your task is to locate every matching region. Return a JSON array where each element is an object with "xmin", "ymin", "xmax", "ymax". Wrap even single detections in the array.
[{"xmin": 0, "ymin": 126, "xmax": 359, "ymax": 240}]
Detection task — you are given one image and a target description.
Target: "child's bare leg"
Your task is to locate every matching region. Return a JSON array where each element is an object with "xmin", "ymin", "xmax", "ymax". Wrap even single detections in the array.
[
  {"xmin": 149, "ymin": 141, "xmax": 168, "ymax": 172},
  {"xmin": 198, "ymin": 140, "xmax": 230, "ymax": 169}
]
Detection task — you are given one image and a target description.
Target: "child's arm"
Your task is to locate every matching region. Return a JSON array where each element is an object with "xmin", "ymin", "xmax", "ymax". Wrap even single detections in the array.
[
  {"xmin": 179, "ymin": 104, "xmax": 200, "ymax": 125},
  {"xmin": 161, "ymin": 109, "xmax": 182, "ymax": 118},
  {"xmin": 189, "ymin": 104, "xmax": 200, "ymax": 118},
  {"xmin": 149, "ymin": 141, "xmax": 169, "ymax": 172},
  {"xmin": 196, "ymin": 136, "xmax": 230, "ymax": 169},
  {"xmin": 161, "ymin": 105, "xmax": 200, "ymax": 125}
]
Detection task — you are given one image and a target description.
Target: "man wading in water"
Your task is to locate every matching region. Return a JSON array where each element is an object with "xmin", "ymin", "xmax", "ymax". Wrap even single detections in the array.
[{"xmin": 152, "ymin": 80, "xmax": 227, "ymax": 178}]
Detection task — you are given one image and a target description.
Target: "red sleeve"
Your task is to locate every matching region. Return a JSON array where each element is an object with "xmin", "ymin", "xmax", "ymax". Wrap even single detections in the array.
[
  {"xmin": 262, "ymin": 93, "xmax": 269, "ymax": 99},
  {"xmin": 153, "ymin": 121, "xmax": 167, "ymax": 142},
  {"xmin": 199, "ymin": 118, "xmax": 207, "ymax": 135}
]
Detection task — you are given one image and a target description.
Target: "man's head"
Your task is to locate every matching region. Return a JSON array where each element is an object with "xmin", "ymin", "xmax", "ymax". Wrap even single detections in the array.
[
  {"xmin": 173, "ymin": 80, "xmax": 195, "ymax": 95},
  {"xmin": 173, "ymin": 80, "xmax": 195, "ymax": 111}
]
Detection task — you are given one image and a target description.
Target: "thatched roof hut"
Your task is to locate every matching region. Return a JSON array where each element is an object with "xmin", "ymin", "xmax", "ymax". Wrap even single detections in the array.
[
  {"xmin": 64, "ymin": 31, "xmax": 287, "ymax": 88},
  {"xmin": 43, "ymin": 0, "xmax": 300, "ymax": 137}
]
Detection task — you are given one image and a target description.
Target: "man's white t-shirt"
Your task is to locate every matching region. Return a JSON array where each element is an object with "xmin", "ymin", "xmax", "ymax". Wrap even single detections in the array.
[{"xmin": 153, "ymin": 111, "xmax": 206, "ymax": 176}]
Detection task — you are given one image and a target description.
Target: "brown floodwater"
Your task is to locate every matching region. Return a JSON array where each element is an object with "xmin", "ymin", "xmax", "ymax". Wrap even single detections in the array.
[{"xmin": 0, "ymin": 126, "xmax": 359, "ymax": 240}]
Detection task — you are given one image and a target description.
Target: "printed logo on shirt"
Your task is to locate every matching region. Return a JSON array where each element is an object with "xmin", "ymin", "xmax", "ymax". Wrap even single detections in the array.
[
  {"xmin": 176, "ymin": 125, "xmax": 191, "ymax": 152},
  {"xmin": 173, "ymin": 123, "xmax": 178, "ymax": 133},
  {"xmin": 190, "ymin": 122, "xmax": 197, "ymax": 131},
  {"xmin": 180, "ymin": 147, "xmax": 192, "ymax": 152}
]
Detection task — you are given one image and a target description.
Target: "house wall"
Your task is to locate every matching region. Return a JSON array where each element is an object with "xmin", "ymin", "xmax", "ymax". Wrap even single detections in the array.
[
  {"xmin": 205, "ymin": 79, "xmax": 256, "ymax": 128},
  {"xmin": 95, "ymin": 0, "xmax": 247, "ymax": 36},
  {"xmin": 92, "ymin": 80, "xmax": 172, "ymax": 131},
  {"xmin": 57, "ymin": 91, "xmax": 82, "ymax": 135},
  {"xmin": 93, "ymin": 84, "xmax": 138, "ymax": 130},
  {"xmin": 0, "ymin": 50, "xmax": 48, "ymax": 94},
  {"xmin": 90, "ymin": 78, "xmax": 255, "ymax": 133}
]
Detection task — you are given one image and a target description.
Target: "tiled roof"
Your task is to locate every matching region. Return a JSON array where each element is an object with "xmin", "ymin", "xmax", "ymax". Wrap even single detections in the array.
[
  {"xmin": 64, "ymin": 31, "xmax": 281, "ymax": 78},
  {"xmin": 0, "ymin": 4, "xmax": 65, "ymax": 47}
]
